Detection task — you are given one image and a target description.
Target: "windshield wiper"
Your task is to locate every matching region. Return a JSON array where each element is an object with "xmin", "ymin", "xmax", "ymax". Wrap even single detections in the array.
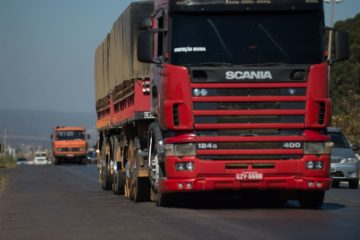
[
  {"xmin": 258, "ymin": 24, "xmax": 289, "ymax": 59},
  {"xmin": 207, "ymin": 19, "xmax": 232, "ymax": 59}
]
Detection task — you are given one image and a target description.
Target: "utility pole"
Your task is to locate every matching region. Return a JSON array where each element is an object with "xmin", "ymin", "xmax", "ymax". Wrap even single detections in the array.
[
  {"xmin": 324, "ymin": 0, "xmax": 344, "ymax": 60},
  {"xmin": 4, "ymin": 129, "xmax": 7, "ymax": 153}
]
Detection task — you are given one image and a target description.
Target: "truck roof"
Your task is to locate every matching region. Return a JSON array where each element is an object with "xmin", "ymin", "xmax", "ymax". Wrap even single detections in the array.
[{"xmin": 54, "ymin": 126, "xmax": 86, "ymax": 131}]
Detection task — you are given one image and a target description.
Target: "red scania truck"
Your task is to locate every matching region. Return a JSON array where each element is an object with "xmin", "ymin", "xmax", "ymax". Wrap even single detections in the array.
[{"xmin": 94, "ymin": 0, "xmax": 349, "ymax": 208}]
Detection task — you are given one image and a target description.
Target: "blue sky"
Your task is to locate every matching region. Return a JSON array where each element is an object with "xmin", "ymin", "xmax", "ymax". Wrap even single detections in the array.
[{"xmin": 0, "ymin": 0, "xmax": 359, "ymax": 113}]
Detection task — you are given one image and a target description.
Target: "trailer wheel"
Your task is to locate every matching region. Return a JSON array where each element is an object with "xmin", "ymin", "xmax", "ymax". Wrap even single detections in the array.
[
  {"xmin": 100, "ymin": 139, "xmax": 112, "ymax": 190},
  {"xmin": 112, "ymin": 168, "xmax": 125, "ymax": 194},
  {"xmin": 112, "ymin": 142, "xmax": 125, "ymax": 195},
  {"xmin": 133, "ymin": 138, "xmax": 151, "ymax": 202},
  {"xmin": 299, "ymin": 191, "xmax": 325, "ymax": 209}
]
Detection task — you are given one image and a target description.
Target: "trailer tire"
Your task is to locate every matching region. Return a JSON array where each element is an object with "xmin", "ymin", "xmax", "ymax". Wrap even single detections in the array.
[
  {"xmin": 132, "ymin": 138, "xmax": 151, "ymax": 202},
  {"xmin": 299, "ymin": 191, "xmax": 325, "ymax": 209},
  {"xmin": 134, "ymin": 177, "xmax": 151, "ymax": 202},
  {"xmin": 112, "ymin": 168, "xmax": 125, "ymax": 195},
  {"xmin": 100, "ymin": 140, "xmax": 112, "ymax": 190}
]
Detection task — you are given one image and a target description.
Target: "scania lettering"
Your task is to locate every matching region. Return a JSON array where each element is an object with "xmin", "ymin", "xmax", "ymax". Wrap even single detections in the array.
[
  {"xmin": 225, "ymin": 71, "xmax": 273, "ymax": 80},
  {"xmin": 94, "ymin": 0, "xmax": 349, "ymax": 208}
]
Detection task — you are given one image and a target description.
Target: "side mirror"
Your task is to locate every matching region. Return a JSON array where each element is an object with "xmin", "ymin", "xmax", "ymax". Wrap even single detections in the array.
[
  {"xmin": 50, "ymin": 134, "xmax": 53, "ymax": 140},
  {"xmin": 87, "ymin": 134, "xmax": 91, "ymax": 140},
  {"xmin": 330, "ymin": 29, "xmax": 350, "ymax": 63},
  {"xmin": 137, "ymin": 30, "xmax": 155, "ymax": 63}
]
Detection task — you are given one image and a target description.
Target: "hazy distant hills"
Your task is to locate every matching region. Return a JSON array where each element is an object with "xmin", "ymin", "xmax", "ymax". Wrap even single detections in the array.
[{"xmin": 0, "ymin": 109, "xmax": 97, "ymax": 148}]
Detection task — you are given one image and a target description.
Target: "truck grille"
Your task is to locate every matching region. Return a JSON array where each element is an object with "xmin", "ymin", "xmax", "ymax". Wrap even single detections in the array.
[
  {"xmin": 58, "ymin": 148, "xmax": 82, "ymax": 152},
  {"xmin": 190, "ymin": 67, "xmax": 308, "ymax": 161}
]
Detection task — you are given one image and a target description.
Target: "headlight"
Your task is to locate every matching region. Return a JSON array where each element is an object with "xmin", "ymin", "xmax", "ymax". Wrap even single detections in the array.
[
  {"xmin": 306, "ymin": 161, "xmax": 324, "ymax": 170},
  {"xmin": 304, "ymin": 142, "xmax": 333, "ymax": 154},
  {"xmin": 79, "ymin": 147, "xmax": 85, "ymax": 151},
  {"xmin": 340, "ymin": 158, "xmax": 358, "ymax": 164},
  {"xmin": 175, "ymin": 162, "xmax": 194, "ymax": 171},
  {"xmin": 56, "ymin": 148, "xmax": 63, "ymax": 152},
  {"xmin": 164, "ymin": 143, "xmax": 196, "ymax": 157}
]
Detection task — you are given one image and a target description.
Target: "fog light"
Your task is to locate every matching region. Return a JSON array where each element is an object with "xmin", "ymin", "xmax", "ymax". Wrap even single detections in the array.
[
  {"xmin": 308, "ymin": 181, "xmax": 314, "ymax": 188},
  {"xmin": 307, "ymin": 161, "xmax": 314, "ymax": 169},
  {"xmin": 178, "ymin": 183, "xmax": 184, "ymax": 190}
]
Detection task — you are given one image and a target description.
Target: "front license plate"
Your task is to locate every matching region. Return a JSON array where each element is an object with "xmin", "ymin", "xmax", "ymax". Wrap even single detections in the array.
[
  {"xmin": 236, "ymin": 172, "xmax": 263, "ymax": 181},
  {"xmin": 67, "ymin": 154, "xmax": 74, "ymax": 157}
]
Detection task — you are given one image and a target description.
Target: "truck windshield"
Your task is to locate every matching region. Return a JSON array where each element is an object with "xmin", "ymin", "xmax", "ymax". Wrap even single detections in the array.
[
  {"xmin": 170, "ymin": 12, "xmax": 324, "ymax": 66},
  {"xmin": 56, "ymin": 131, "xmax": 85, "ymax": 140}
]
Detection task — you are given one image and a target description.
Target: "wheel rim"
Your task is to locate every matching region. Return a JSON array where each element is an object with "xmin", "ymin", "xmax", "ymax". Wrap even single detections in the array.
[{"xmin": 149, "ymin": 133, "xmax": 160, "ymax": 193}]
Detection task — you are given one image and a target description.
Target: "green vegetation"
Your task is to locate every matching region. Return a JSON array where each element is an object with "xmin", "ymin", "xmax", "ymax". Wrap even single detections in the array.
[
  {"xmin": 330, "ymin": 13, "xmax": 360, "ymax": 146},
  {"xmin": 0, "ymin": 154, "xmax": 16, "ymax": 169}
]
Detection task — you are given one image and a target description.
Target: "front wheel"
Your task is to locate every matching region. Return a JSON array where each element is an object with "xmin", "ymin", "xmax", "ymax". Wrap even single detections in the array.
[
  {"xmin": 332, "ymin": 180, "xmax": 340, "ymax": 188},
  {"xmin": 299, "ymin": 191, "xmax": 325, "ymax": 209},
  {"xmin": 148, "ymin": 123, "xmax": 167, "ymax": 206},
  {"xmin": 349, "ymin": 179, "xmax": 359, "ymax": 189}
]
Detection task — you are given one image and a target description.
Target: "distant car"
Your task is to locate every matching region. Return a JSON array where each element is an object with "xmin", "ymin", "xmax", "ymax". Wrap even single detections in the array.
[
  {"xmin": 328, "ymin": 127, "xmax": 360, "ymax": 189},
  {"xmin": 16, "ymin": 157, "xmax": 28, "ymax": 166},
  {"xmin": 34, "ymin": 151, "xmax": 49, "ymax": 165},
  {"xmin": 86, "ymin": 149, "xmax": 97, "ymax": 164}
]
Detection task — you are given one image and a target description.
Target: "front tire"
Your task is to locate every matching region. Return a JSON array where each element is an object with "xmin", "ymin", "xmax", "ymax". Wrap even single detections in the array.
[
  {"xmin": 299, "ymin": 191, "xmax": 325, "ymax": 209},
  {"xmin": 148, "ymin": 123, "xmax": 168, "ymax": 206},
  {"xmin": 332, "ymin": 180, "xmax": 340, "ymax": 188},
  {"xmin": 349, "ymin": 179, "xmax": 359, "ymax": 189}
]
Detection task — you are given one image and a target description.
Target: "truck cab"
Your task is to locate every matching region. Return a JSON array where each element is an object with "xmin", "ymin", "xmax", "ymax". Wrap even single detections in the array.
[
  {"xmin": 136, "ymin": 0, "xmax": 349, "ymax": 207},
  {"xmin": 51, "ymin": 126, "xmax": 89, "ymax": 165}
]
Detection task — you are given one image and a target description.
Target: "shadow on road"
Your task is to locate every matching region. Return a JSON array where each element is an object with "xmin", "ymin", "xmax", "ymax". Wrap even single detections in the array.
[
  {"xmin": 162, "ymin": 190, "xmax": 294, "ymax": 210},
  {"xmin": 160, "ymin": 190, "xmax": 347, "ymax": 211}
]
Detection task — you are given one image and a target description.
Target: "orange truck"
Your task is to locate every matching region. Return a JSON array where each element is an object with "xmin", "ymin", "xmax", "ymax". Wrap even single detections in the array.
[{"xmin": 51, "ymin": 126, "xmax": 89, "ymax": 165}]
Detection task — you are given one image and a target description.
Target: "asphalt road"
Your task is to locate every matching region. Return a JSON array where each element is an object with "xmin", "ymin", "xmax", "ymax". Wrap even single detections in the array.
[{"xmin": 1, "ymin": 165, "xmax": 359, "ymax": 240}]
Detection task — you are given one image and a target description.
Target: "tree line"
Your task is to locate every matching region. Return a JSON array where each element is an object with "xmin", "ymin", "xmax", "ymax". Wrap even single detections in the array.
[{"xmin": 330, "ymin": 13, "xmax": 360, "ymax": 146}]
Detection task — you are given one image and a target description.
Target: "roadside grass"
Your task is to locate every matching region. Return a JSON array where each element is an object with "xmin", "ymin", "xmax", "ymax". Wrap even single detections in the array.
[
  {"xmin": 0, "ymin": 154, "xmax": 16, "ymax": 169},
  {"xmin": 0, "ymin": 154, "xmax": 15, "ymax": 189}
]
